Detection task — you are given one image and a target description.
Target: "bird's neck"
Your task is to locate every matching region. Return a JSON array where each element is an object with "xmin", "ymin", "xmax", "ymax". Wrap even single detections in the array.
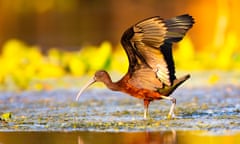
[{"xmin": 102, "ymin": 75, "xmax": 120, "ymax": 91}]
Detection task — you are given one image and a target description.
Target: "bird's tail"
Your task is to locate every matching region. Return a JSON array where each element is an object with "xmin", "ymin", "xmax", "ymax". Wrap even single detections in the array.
[
  {"xmin": 173, "ymin": 74, "xmax": 190, "ymax": 87},
  {"xmin": 158, "ymin": 74, "xmax": 190, "ymax": 96},
  {"xmin": 164, "ymin": 14, "xmax": 194, "ymax": 43}
]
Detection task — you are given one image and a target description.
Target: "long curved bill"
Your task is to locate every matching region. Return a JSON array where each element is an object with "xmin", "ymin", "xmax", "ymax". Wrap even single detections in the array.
[{"xmin": 75, "ymin": 78, "xmax": 96, "ymax": 101}]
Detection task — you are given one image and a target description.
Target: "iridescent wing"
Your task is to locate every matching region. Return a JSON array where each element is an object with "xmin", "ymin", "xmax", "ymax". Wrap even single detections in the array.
[{"xmin": 121, "ymin": 14, "xmax": 194, "ymax": 89}]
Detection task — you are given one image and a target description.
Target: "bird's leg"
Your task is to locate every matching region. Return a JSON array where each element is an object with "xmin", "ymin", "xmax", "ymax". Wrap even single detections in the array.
[
  {"xmin": 143, "ymin": 100, "xmax": 150, "ymax": 119},
  {"xmin": 160, "ymin": 96, "xmax": 176, "ymax": 119}
]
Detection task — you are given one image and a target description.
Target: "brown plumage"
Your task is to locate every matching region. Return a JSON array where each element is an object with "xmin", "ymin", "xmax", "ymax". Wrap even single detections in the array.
[{"xmin": 76, "ymin": 14, "xmax": 194, "ymax": 119}]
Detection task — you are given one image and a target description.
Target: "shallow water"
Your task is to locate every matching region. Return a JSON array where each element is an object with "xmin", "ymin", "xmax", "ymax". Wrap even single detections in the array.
[
  {"xmin": 0, "ymin": 130, "xmax": 239, "ymax": 144},
  {"xmin": 0, "ymin": 72, "xmax": 240, "ymax": 143},
  {"xmin": 0, "ymin": 85, "xmax": 240, "ymax": 131}
]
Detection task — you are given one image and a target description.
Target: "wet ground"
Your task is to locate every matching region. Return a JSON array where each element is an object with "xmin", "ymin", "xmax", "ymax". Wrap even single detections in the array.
[
  {"xmin": 0, "ymin": 71, "xmax": 240, "ymax": 143},
  {"xmin": 0, "ymin": 85, "xmax": 240, "ymax": 131}
]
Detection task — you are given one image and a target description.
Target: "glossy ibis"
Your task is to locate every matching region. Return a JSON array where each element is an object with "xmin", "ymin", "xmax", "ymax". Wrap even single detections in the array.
[{"xmin": 76, "ymin": 14, "xmax": 194, "ymax": 119}]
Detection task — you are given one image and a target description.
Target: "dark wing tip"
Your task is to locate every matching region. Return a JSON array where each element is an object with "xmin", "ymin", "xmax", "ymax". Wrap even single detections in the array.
[
  {"xmin": 176, "ymin": 14, "xmax": 195, "ymax": 22},
  {"xmin": 164, "ymin": 14, "xmax": 195, "ymax": 42},
  {"xmin": 176, "ymin": 14, "xmax": 195, "ymax": 27}
]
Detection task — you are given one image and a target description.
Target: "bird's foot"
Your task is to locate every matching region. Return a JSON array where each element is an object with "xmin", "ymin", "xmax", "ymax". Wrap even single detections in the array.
[
  {"xmin": 144, "ymin": 109, "xmax": 150, "ymax": 119},
  {"xmin": 143, "ymin": 100, "xmax": 151, "ymax": 119},
  {"xmin": 160, "ymin": 96, "xmax": 176, "ymax": 119},
  {"xmin": 167, "ymin": 112, "xmax": 175, "ymax": 119},
  {"xmin": 144, "ymin": 113, "xmax": 148, "ymax": 119}
]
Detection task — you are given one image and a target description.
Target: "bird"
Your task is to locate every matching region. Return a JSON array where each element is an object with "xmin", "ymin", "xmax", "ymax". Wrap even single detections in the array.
[{"xmin": 76, "ymin": 14, "xmax": 194, "ymax": 119}]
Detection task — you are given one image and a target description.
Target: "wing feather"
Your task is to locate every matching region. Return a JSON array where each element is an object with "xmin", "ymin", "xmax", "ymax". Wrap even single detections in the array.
[{"xmin": 121, "ymin": 14, "xmax": 194, "ymax": 89}]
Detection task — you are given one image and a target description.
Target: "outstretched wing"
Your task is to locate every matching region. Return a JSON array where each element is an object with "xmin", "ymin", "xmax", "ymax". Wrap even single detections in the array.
[{"xmin": 121, "ymin": 14, "xmax": 194, "ymax": 87}]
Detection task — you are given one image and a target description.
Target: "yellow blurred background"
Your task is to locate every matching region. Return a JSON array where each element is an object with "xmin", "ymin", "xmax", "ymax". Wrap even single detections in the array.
[{"xmin": 0, "ymin": 0, "xmax": 239, "ymax": 89}]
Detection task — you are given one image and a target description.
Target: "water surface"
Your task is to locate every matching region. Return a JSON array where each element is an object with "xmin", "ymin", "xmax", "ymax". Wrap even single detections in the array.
[
  {"xmin": 0, "ymin": 130, "xmax": 240, "ymax": 144},
  {"xmin": 0, "ymin": 72, "xmax": 240, "ymax": 143}
]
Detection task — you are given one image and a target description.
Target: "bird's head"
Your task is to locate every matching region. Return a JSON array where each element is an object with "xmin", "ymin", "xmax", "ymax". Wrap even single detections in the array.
[
  {"xmin": 93, "ymin": 70, "xmax": 110, "ymax": 82},
  {"xmin": 75, "ymin": 70, "xmax": 110, "ymax": 101}
]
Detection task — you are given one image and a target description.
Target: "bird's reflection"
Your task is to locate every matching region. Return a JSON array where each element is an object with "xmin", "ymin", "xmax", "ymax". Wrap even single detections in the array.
[
  {"xmin": 77, "ymin": 129, "xmax": 176, "ymax": 144},
  {"xmin": 78, "ymin": 136, "xmax": 84, "ymax": 144}
]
